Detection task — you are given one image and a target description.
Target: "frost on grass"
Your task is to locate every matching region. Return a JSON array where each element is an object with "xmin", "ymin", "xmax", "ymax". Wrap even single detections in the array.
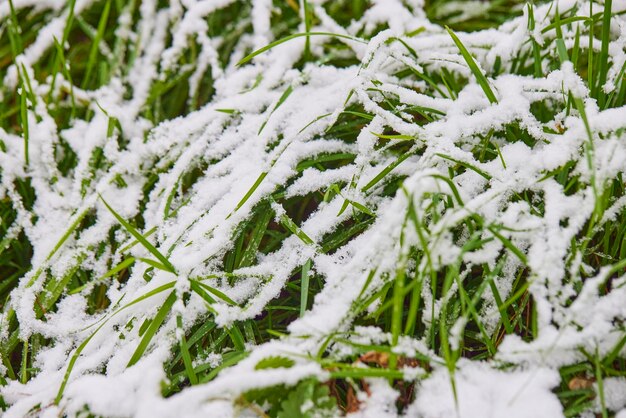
[{"xmin": 1, "ymin": 0, "xmax": 626, "ymax": 417}]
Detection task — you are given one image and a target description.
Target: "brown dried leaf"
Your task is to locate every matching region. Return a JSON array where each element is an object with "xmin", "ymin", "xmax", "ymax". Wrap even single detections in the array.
[
  {"xmin": 359, "ymin": 351, "xmax": 389, "ymax": 367},
  {"xmin": 345, "ymin": 386, "xmax": 360, "ymax": 413},
  {"xmin": 397, "ymin": 357, "xmax": 420, "ymax": 368},
  {"xmin": 568, "ymin": 376, "xmax": 595, "ymax": 391}
]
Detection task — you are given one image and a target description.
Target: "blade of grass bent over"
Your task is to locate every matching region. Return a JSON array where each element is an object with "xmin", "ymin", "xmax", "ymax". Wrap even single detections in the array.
[{"xmin": 237, "ymin": 32, "xmax": 367, "ymax": 66}]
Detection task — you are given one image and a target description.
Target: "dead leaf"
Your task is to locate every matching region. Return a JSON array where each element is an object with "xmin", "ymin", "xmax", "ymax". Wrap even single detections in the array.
[
  {"xmin": 568, "ymin": 376, "xmax": 594, "ymax": 391},
  {"xmin": 359, "ymin": 351, "xmax": 389, "ymax": 367}
]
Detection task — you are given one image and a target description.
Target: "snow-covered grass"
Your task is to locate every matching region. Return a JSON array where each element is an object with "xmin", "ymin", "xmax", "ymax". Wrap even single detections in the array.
[{"xmin": 1, "ymin": 0, "xmax": 626, "ymax": 416}]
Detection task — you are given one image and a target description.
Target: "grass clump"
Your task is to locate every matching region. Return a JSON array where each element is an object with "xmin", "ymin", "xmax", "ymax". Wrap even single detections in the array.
[{"xmin": 1, "ymin": 0, "xmax": 626, "ymax": 417}]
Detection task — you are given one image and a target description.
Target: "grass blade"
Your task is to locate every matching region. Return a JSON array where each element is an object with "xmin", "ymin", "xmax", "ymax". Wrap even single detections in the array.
[
  {"xmin": 436, "ymin": 153, "xmax": 492, "ymax": 180},
  {"xmin": 190, "ymin": 279, "xmax": 237, "ymax": 306},
  {"xmin": 258, "ymin": 85, "xmax": 293, "ymax": 134},
  {"xmin": 82, "ymin": 0, "xmax": 111, "ymax": 89},
  {"xmin": 176, "ymin": 315, "xmax": 198, "ymax": 385},
  {"xmin": 446, "ymin": 26, "xmax": 498, "ymax": 104},
  {"xmin": 100, "ymin": 195, "xmax": 176, "ymax": 274},
  {"xmin": 597, "ymin": 0, "xmax": 613, "ymax": 106},
  {"xmin": 279, "ymin": 213, "xmax": 315, "ymax": 245},
  {"xmin": 237, "ymin": 32, "xmax": 366, "ymax": 66},
  {"xmin": 127, "ymin": 291, "xmax": 176, "ymax": 367},
  {"xmin": 233, "ymin": 172, "xmax": 267, "ymax": 213},
  {"xmin": 362, "ymin": 151, "xmax": 412, "ymax": 192},
  {"xmin": 300, "ymin": 259, "xmax": 311, "ymax": 317}
]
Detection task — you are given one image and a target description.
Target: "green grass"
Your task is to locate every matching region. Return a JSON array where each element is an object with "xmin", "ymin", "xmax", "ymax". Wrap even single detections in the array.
[{"xmin": 1, "ymin": 0, "xmax": 626, "ymax": 417}]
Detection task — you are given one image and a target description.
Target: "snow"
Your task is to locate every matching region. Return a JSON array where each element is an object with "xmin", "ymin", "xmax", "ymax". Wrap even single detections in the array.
[
  {"xmin": 407, "ymin": 360, "xmax": 563, "ymax": 418},
  {"xmin": 1, "ymin": 0, "xmax": 626, "ymax": 417},
  {"xmin": 602, "ymin": 377, "xmax": 626, "ymax": 413}
]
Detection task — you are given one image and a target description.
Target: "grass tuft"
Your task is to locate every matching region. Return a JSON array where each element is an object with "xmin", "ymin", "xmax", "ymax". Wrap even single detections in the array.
[{"xmin": 1, "ymin": 1, "xmax": 626, "ymax": 417}]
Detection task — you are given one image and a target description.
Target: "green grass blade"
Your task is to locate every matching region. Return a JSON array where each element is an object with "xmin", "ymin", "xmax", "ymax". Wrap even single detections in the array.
[
  {"xmin": 487, "ymin": 225, "xmax": 527, "ymax": 264},
  {"xmin": 20, "ymin": 338, "xmax": 28, "ymax": 384},
  {"xmin": 436, "ymin": 153, "xmax": 492, "ymax": 180},
  {"xmin": 18, "ymin": 70, "xmax": 29, "ymax": 167},
  {"xmin": 237, "ymin": 32, "xmax": 367, "ymax": 66},
  {"xmin": 52, "ymin": 37, "xmax": 77, "ymax": 115},
  {"xmin": 446, "ymin": 26, "xmax": 498, "ymax": 104},
  {"xmin": 362, "ymin": 151, "xmax": 412, "ymax": 192},
  {"xmin": 190, "ymin": 279, "xmax": 217, "ymax": 307},
  {"xmin": 176, "ymin": 315, "xmax": 198, "ymax": 385},
  {"xmin": 279, "ymin": 213, "xmax": 315, "ymax": 245},
  {"xmin": 527, "ymin": 3, "xmax": 543, "ymax": 78},
  {"xmin": 329, "ymin": 368, "xmax": 405, "ymax": 379},
  {"xmin": 227, "ymin": 325, "xmax": 246, "ymax": 351},
  {"xmin": 233, "ymin": 172, "xmax": 267, "ymax": 213},
  {"xmin": 597, "ymin": 0, "xmax": 613, "ymax": 106},
  {"xmin": 371, "ymin": 132, "xmax": 415, "ymax": 141},
  {"xmin": 190, "ymin": 279, "xmax": 237, "ymax": 306},
  {"xmin": 553, "ymin": 7, "xmax": 570, "ymax": 63},
  {"xmin": 238, "ymin": 208, "xmax": 273, "ymax": 268},
  {"xmin": 541, "ymin": 16, "xmax": 588, "ymax": 34},
  {"xmin": 61, "ymin": 0, "xmax": 78, "ymax": 45},
  {"xmin": 6, "ymin": 0, "xmax": 23, "ymax": 56},
  {"xmin": 258, "ymin": 85, "xmax": 293, "ymax": 134},
  {"xmin": 138, "ymin": 257, "xmax": 172, "ymax": 273},
  {"xmin": 127, "ymin": 291, "xmax": 176, "ymax": 367},
  {"xmin": 595, "ymin": 347, "xmax": 608, "ymax": 418},
  {"xmin": 69, "ymin": 257, "xmax": 136, "ymax": 295},
  {"xmin": 346, "ymin": 199, "xmax": 375, "ymax": 217},
  {"xmin": 82, "ymin": 0, "xmax": 111, "ymax": 89},
  {"xmin": 55, "ymin": 321, "xmax": 106, "ymax": 403},
  {"xmin": 302, "ymin": 0, "xmax": 312, "ymax": 60},
  {"xmin": 120, "ymin": 226, "xmax": 158, "ymax": 254},
  {"xmin": 299, "ymin": 113, "xmax": 332, "ymax": 134},
  {"xmin": 199, "ymin": 351, "xmax": 248, "ymax": 383},
  {"xmin": 100, "ymin": 195, "xmax": 176, "ymax": 274},
  {"xmin": 587, "ymin": 1, "xmax": 595, "ymax": 91},
  {"xmin": 300, "ymin": 259, "xmax": 311, "ymax": 317},
  {"xmin": 27, "ymin": 208, "xmax": 90, "ymax": 287}
]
